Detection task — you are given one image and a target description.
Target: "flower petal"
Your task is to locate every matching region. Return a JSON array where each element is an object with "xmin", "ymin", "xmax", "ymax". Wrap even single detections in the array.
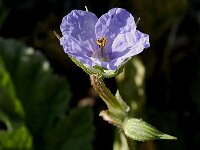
[
  {"xmin": 60, "ymin": 35, "xmax": 95, "ymax": 68},
  {"xmin": 109, "ymin": 30, "xmax": 150, "ymax": 69},
  {"xmin": 95, "ymin": 8, "xmax": 136, "ymax": 54},
  {"xmin": 60, "ymin": 10, "xmax": 98, "ymax": 52},
  {"xmin": 127, "ymin": 30, "xmax": 150, "ymax": 56}
]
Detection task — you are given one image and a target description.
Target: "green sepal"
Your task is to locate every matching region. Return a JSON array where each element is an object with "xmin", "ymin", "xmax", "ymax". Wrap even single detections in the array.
[
  {"xmin": 67, "ymin": 54, "xmax": 93, "ymax": 75},
  {"xmin": 91, "ymin": 65, "xmax": 124, "ymax": 78},
  {"xmin": 101, "ymin": 58, "xmax": 131, "ymax": 78},
  {"xmin": 102, "ymin": 69, "xmax": 123, "ymax": 78},
  {"xmin": 115, "ymin": 90, "xmax": 130, "ymax": 113},
  {"xmin": 99, "ymin": 110, "xmax": 123, "ymax": 127},
  {"xmin": 93, "ymin": 65, "xmax": 107, "ymax": 72},
  {"xmin": 54, "ymin": 31, "xmax": 61, "ymax": 40},
  {"xmin": 123, "ymin": 118, "xmax": 177, "ymax": 142}
]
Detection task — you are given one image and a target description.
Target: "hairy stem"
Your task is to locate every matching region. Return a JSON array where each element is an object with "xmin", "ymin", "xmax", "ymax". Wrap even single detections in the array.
[{"xmin": 90, "ymin": 74, "xmax": 127, "ymax": 123}]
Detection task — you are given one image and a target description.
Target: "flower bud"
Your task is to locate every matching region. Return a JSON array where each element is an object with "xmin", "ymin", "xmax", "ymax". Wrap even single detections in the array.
[{"xmin": 123, "ymin": 118, "xmax": 177, "ymax": 142}]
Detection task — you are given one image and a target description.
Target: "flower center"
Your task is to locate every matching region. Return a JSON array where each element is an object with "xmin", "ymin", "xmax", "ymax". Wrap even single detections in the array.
[
  {"xmin": 96, "ymin": 37, "xmax": 107, "ymax": 47},
  {"xmin": 96, "ymin": 37, "xmax": 109, "ymax": 62}
]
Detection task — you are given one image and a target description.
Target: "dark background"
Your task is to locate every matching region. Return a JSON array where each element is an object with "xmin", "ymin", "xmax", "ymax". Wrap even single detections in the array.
[{"xmin": 0, "ymin": 0, "xmax": 200, "ymax": 150}]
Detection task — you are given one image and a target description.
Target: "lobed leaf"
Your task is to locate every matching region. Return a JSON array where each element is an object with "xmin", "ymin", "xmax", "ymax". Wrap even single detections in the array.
[{"xmin": 0, "ymin": 37, "xmax": 94, "ymax": 150}]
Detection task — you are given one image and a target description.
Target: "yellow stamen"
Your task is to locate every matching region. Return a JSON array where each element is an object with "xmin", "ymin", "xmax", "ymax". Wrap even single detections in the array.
[{"xmin": 96, "ymin": 37, "xmax": 107, "ymax": 47}]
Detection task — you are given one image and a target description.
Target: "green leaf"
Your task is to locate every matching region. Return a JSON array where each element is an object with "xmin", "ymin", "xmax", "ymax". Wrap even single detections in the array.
[
  {"xmin": 0, "ymin": 58, "xmax": 25, "ymax": 121},
  {"xmin": 0, "ymin": 37, "xmax": 94, "ymax": 150},
  {"xmin": 44, "ymin": 107, "xmax": 94, "ymax": 150},
  {"xmin": 123, "ymin": 118, "xmax": 177, "ymax": 142},
  {"xmin": 0, "ymin": 53, "xmax": 33, "ymax": 150},
  {"xmin": 0, "ymin": 37, "xmax": 71, "ymax": 134},
  {"xmin": 0, "ymin": 124, "xmax": 33, "ymax": 150}
]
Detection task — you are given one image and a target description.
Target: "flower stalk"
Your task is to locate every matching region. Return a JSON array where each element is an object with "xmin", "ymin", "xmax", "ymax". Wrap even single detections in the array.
[
  {"xmin": 90, "ymin": 74, "xmax": 129, "ymax": 125},
  {"xmin": 90, "ymin": 73, "xmax": 177, "ymax": 149}
]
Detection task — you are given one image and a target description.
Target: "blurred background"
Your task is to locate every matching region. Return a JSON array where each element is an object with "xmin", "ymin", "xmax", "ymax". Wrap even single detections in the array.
[{"xmin": 0, "ymin": 0, "xmax": 200, "ymax": 150}]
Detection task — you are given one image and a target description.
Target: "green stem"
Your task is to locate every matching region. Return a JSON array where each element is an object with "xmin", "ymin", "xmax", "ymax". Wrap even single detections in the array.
[
  {"xmin": 90, "ymin": 75, "xmax": 139, "ymax": 150},
  {"xmin": 90, "ymin": 75, "xmax": 114, "ymax": 106},
  {"xmin": 123, "ymin": 132, "xmax": 136, "ymax": 150},
  {"xmin": 90, "ymin": 74, "xmax": 127, "ymax": 122}
]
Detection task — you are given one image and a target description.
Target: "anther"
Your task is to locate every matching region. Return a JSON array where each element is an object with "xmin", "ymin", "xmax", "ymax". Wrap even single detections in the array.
[{"xmin": 96, "ymin": 37, "xmax": 107, "ymax": 47}]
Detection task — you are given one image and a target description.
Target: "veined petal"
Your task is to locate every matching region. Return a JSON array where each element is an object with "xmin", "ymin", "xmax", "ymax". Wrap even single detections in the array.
[
  {"xmin": 60, "ymin": 10, "xmax": 98, "ymax": 52},
  {"xmin": 126, "ymin": 30, "xmax": 150, "ymax": 56},
  {"xmin": 95, "ymin": 8, "xmax": 136, "ymax": 54},
  {"xmin": 111, "ymin": 31, "xmax": 136, "ymax": 59},
  {"xmin": 60, "ymin": 35, "xmax": 95, "ymax": 68},
  {"xmin": 109, "ymin": 30, "xmax": 150, "ymax": 69},
  {"xmin": 135, "ymin": 30, "xmax": 150, "ymax": 49}
]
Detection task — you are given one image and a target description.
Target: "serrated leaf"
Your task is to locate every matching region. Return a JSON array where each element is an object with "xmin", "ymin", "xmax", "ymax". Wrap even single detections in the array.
[
  {"xmin": 123, "ymin": 118, "xmax": 177, "ymax": 142},
  {"xmin": 0, "ymin": 37, "xmax": 71, "ymax": 134},
  {"xmin": 0, "ymin": 37, "xmax": 94, "ymax": 150}
]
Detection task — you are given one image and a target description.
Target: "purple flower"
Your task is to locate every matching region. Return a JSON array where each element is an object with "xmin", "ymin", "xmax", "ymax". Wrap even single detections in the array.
[{"xmin": 60, "ymin": 8, "xmax": 149, "ymax": 73}]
